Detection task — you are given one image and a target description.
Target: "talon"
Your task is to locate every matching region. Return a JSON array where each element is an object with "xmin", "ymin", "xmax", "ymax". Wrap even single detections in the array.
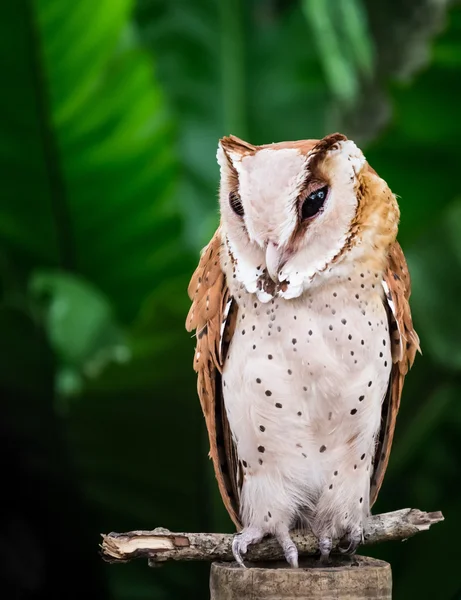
[
  {"xmin": 231, "ymin": 527, "xmax": 264, "ymax": 568},
  {"xmin": 232, "ymin": 535, "xmax": 247, "ymax": 568},
  {"xmin": 338, "ymin": 528, "xmax": 362, "ymax": 555},
  {"xmin": 284, "ymin": 542, "xmax": 299, "ymax": 568},
  {"xmin": 338, "ymin": 540, "xmax": 354, "ymax": 554},
  {"xmin": 276, "ymin": 529, "xmax": 299, "ymax": 568},
  {"xmin": 319, "ymin": 536, "xmax": 332, "ymax": 562}
]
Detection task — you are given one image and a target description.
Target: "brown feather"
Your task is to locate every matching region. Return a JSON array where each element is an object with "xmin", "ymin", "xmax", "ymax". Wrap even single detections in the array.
[
  {"xmin": 219, "ymin": 135, "xmax": 257, "ymax": 156},
  {"xmin": 370, "ymin": 241, "xmax": 421, "ymax": 506},
  {"xmin": 185, "ymin": 228, "xmax": 242, "ymax": 528},
  {"xmin": 220, "ymin": 135, "xmax": 320, "ymax": 157}
]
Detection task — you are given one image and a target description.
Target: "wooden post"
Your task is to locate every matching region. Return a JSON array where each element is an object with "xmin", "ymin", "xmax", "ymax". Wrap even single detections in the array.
[{"xmin": 210, "ymin": 556, "xmax": 392, "ymax": 600}]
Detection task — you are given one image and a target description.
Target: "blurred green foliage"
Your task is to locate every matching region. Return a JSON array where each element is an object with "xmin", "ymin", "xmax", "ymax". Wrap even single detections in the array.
[{"xmin": 1, "ymin": 0, "xmax": 460, "ymax": 599}]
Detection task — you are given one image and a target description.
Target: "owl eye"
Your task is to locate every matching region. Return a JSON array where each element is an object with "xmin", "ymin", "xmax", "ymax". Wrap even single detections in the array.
[
  {"xmin": 301, "ymin": 186, "xmax": 329, "ymax": 220},
  {"xmin": 229, "ymin": 191, "xmax": 244, "ymax": 217}
]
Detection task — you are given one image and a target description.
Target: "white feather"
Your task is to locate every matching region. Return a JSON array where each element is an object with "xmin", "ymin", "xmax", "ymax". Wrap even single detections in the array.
[
  {"xmin": 382, "ymin": 279, "xmax": 404, "ymax": 361},
  {"xmin": 219, "ymin": 297, "xmax": 233, "ymax": 363},
  {"xmin": 222, "ymin": 275, "xmax": 392, "ymax": 540},
  {"xmin": 235, "ymin": 148, "xmax": 306, "ymax": 248}
]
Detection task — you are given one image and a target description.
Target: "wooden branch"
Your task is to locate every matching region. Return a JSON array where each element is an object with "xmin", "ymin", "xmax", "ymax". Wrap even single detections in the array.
[{"xmin": 100, "ymin": 508, "xmax": 443, "ymax": 565}]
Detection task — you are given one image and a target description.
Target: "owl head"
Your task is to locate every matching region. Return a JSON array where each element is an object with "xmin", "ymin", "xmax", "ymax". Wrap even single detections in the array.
[{"xmin": 217, "ymin": 133, "xmax": 400, "ymax": 302}]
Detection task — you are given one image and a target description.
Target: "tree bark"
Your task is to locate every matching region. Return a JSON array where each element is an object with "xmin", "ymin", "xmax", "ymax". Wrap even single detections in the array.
[
  {"xmin": 100, "ymin": 508, "xmax": 443, "ymax": 565},
  {"xmin": 210, "ymin": 555, "xmax": 392, "ymax": 600}
]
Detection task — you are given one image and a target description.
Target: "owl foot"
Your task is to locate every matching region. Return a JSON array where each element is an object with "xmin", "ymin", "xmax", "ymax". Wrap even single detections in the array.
[
  {"xmin": 338, "ymin": 528, "xmax": 363, "ymax": 555},
  {"xmin": 232, "ymin": 527, "xmax": 264, "ymax": 568},
  {"xmin": 318, "ymin": 536, "xmax": 332, "ymax": 563},
  {"xmin": 275, "ymin": 530, "xmax": 298, "ymax": 568}
]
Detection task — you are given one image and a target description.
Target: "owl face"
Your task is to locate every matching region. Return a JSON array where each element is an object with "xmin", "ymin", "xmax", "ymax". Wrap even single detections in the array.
[{"xmin": 217, "ymin": 133, "xmax": 399, "ymax": 302}]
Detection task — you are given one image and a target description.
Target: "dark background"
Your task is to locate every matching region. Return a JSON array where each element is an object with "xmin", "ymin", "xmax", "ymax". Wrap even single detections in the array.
[{"xmin": 1, "ymin": 0, "xmax": 460, "ymax": 598}]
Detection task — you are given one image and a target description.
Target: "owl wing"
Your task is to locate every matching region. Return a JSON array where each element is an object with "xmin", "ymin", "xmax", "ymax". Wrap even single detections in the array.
[
  {"xmin": 185, "ymin": 227, "xmax": 242, "ymax": 529},
  {"xmin": 370, "ymin": 240, "xmax": 421, "ymax": 507}
]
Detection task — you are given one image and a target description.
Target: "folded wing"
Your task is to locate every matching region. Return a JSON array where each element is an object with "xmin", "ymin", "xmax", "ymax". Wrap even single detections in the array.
[
  {"xmin": 370, "ymin": 241, "xmax": 421, "ymax": 506},
  {"xmin": 185, "ymin": 228, "xmax": 242, "ymax": 528}
]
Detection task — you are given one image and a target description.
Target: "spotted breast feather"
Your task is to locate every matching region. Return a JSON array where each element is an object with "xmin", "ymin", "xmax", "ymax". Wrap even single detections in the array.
[{"xmin": 185, "ymin": 235, "xmax": 419, "ymax": 542}]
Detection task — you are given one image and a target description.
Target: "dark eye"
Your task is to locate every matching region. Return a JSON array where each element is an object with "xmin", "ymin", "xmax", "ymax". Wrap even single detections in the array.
[
  {"xmin": 301, "ymin": 186, "xmax": 329, "ymax": 220},
  {"xmin": 229, "ymin": 191, "xmax": 244, "ymax": 217}
]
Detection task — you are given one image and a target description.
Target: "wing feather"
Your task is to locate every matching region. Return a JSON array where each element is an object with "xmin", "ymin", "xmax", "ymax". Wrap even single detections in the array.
[
  {"xmin": 186, "ymin": 228, "xmax": 242, "ymax": 528},
  {"xmin": 370, "ymin": 241, "xmax": 421, "ymax": 506},
  {"xmin": 187, "ymin": 233, "xmax": 419, "ymax": 519}
]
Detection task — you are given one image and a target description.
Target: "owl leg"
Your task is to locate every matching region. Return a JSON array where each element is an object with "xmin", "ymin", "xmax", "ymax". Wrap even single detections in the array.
[
  {"xmin": 275, "ymin": 524, "xmax": 298, "ymax": 568},
  {"xmin": 231, "ymin": 526, "xmax": 264, "ymax": 568}
]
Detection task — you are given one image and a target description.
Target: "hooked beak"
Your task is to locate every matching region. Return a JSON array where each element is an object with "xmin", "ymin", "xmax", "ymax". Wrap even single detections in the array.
[{"xmin": 265, "ymin": 242, "xmax": 285, "ymax": 282}]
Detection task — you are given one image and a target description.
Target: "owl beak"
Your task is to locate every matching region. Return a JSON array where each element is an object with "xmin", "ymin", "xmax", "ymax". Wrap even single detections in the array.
[{"xmin": 265, "ymin": 242, "xmax": 283, "ymax": 282}]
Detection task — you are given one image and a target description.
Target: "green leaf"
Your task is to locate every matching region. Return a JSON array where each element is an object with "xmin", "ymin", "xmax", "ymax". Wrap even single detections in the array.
[
  {"xmin": 0, "ymin": 0, "xmax": 185, "ymax": 324},
  {"xmin": 337, "ymin": 0, "xmax": 374, "ymax": 77},
  {"xmin": 405, "ymin": 198, "xmax": 461, "ymax": 371},
  {"xmin": 390, "ymin": 383, "xmax": 458, "ymax": 473},
  {"xmin": 0, "ymin": 1, "xmax": 202, "ymax": 598},
  {"xmin": 29, "ymin": 269, "xmax": 130, "ymax": 399},
  {"xmin": 302, "ymin": 0, "xmax": 361, "ymax": 105},
  {"xmin": 364, "ymin": 8, "xmax": 461, "ymax": 245}
]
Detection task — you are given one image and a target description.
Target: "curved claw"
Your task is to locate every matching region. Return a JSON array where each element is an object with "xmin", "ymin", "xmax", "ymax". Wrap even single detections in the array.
[
  {"xmin": 282, "ymin": 540, "xmax": 299, "ymax": 568},
  {"xmin": 231, "ymin": 527, "xmax": 264, "ymax": 568},
  {"xmin": 276, "ymin": 529, "xmax": 299, "ymax": 568},
  {"xmin": 338, "ymin": 528, "xmax": 362, "ymax": 555},
  {"xmin": 232, "ymin": 535, "xmax": 247, "ymax": 568},
  {"xmin": 319, "ymin": 536, "xmax": 332, "ymax": 563},
  {"xmin": 338, "ymin": 541, "xmax": 355, "ymax": 555}
]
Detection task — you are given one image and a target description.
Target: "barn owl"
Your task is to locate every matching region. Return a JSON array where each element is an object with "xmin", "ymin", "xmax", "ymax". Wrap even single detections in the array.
[{"xmin": 185, "ymin": 133, "xmax": 420, "ymax": 567}]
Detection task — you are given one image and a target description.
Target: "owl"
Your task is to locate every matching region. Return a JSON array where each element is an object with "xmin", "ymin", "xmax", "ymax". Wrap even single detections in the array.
[{"xmin": 185, "ymin": 133, "xmax": 420, "ymax": 567}]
